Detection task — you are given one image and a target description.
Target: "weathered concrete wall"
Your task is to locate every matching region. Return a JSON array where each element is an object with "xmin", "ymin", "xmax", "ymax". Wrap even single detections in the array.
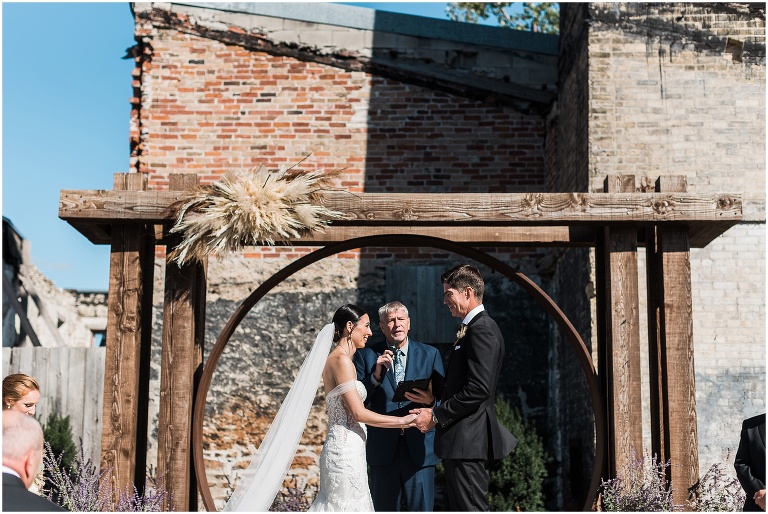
[{"xmin": 556, "ymin": 3, "xmax": 766, "ymax": 504}]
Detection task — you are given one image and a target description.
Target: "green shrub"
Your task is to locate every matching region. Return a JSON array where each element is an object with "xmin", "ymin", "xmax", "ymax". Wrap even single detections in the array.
[
  {"xmin": 42, "ymin": 411, "xmax": 77, "ymax": 469},
  {"xmin": 488, "ymin": 396, "xmax": 550, "ymax": 511},
  {"xmin": 41, "ymin": 411, "xmax": 78, "ymax": 503}
]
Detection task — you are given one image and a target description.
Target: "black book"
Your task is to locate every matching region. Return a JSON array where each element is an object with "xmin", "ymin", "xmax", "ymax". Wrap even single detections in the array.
[{"xmin": 392, "ymin": 369, "xmax": 445, "ymax": 403}]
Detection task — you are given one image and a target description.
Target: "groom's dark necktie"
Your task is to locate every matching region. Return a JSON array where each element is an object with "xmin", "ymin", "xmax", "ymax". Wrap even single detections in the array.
[{"xmin": 394, "ymin": 348, "xmax": 405, "ymax": 384}]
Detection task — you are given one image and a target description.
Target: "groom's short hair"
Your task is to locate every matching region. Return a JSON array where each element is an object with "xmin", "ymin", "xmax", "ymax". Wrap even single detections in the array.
[
  {"xmin": 442, "ymin": 264, "xmax": 484, "ymax": 302},
  {"xmin": 378, "ymin": 301, "xmax": 409, "ymax": 323}
]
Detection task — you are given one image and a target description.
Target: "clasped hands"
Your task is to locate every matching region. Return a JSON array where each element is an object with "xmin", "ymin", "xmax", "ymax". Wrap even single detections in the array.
[{"xmin": 399, "ymin": 408, "xmax": 434, "ymax": 432}]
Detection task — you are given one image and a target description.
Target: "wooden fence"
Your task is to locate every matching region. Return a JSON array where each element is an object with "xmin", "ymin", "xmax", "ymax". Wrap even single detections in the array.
[{"xmin": 2, "ymin": 347, "xmax": 105, "ymax": 460}]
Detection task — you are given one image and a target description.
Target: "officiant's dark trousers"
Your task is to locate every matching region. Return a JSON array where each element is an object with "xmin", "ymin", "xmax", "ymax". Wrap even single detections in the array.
[
  {"xmin": 369, "ymin": 436, "xmax": 435, "ymax": 511},
  {"xmin": 444, "ymin": 458, "xmax": 490, "ymax": 511}
]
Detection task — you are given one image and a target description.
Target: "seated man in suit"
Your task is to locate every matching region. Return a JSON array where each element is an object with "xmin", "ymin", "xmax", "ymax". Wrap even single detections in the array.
[
  {"xmin": 354, "ymin": 301, "xmax": 445, "ymax": 511},
  {"xmin": 2, "ymin": 410, "xmax": 64, "ymax": 512},
  {"xmin": 735, "ymin": 413, "xmax": 766, "ymax": 511}
]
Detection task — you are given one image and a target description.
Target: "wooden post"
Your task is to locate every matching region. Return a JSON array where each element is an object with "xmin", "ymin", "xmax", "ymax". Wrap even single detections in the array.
[
  {"xmin": 100, "ymin": 173, "xmax": 155, "ymax": 501},
  {"xmin": 157, "ymin": 174, "xmax": 207, "ymax": 511},
  {"xmin": 647, "ymin": 176, "xmax": 699, "ymax": 506},
  {"xmin": 602, "ymin": 175, "xmax": 643, "ymax": 477},
  {"xmin": 594, "ymin": 222, "xmax": 611, "ymax": 479}
]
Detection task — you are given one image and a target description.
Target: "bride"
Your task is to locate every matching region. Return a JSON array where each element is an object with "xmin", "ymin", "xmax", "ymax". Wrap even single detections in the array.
[{"xmin": 224, "ymin": 304, "xmax": 417, "ymax": 512}]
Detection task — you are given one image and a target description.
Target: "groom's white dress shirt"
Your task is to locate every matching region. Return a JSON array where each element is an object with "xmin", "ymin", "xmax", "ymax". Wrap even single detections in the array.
[{"xmin": 462, "ymin": 304, "xmax": 485, "ymax": 326}]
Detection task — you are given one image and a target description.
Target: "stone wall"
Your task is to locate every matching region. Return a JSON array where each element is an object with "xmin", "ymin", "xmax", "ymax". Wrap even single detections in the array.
[{"xmin": 142, "ymin": 253, "xmax": 554, "ymax": 508}]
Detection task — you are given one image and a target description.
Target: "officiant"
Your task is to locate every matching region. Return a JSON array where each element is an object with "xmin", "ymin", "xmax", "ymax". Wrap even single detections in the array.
[{"xmin": 354, "ymin": 301, "xmax": 445, "ymax": 511}]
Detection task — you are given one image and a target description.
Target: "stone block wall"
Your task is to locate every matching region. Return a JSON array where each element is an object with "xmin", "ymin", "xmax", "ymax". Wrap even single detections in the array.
[{"xmin": 142, "ymin": 253, "xmax": 554, "ymax": 508}]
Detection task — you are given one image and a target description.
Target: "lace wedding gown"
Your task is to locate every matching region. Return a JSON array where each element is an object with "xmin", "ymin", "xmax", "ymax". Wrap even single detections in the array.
[{"xmin": 309, "ymin": 380, "xmax": 374, "ymax": 511}]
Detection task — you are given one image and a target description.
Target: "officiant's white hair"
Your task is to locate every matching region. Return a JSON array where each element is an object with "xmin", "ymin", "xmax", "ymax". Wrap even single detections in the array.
[{"xmin": 378, "ymin": 301, "xmax": 409, "ymax": 322}]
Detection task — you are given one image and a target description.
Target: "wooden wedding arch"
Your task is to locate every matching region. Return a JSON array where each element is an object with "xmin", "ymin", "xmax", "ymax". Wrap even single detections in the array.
[{"xmin": 59, "ymin": 173, "xmax": 741, "ymax": 511}]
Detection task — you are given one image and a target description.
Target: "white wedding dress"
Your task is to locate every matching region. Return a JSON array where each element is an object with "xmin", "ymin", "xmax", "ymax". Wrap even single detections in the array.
[
  {"xmin": 309, "ymin": 380, "xmax": 374, "ymax": 511},
  {"xmin": 224, "ymin": 325, "xmax": 375, "ymax": 512}
]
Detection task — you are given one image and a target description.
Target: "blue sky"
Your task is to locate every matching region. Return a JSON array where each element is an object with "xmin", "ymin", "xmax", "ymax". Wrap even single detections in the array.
[{"xmin": 1, "ymin": 2, "xmax": 484, "ymax": 291}]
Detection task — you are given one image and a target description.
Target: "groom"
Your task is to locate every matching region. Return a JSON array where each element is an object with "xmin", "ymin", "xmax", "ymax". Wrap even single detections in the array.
[
  {"xmin": 355, "ymin": 301, "xmax": 445, "ymax": 511},
  {"xmin": 412, "ymin": 264, "xmax": 517, "ymax": 511}
]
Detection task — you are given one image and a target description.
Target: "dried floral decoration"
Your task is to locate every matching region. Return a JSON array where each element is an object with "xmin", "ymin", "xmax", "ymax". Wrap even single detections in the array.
[{"xmin": 168, "ymin": 164, "xmax": 344, "ymax": 266}]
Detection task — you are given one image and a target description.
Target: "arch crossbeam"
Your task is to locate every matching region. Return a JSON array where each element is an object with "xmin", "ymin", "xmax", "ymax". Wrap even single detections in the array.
[{"xmin": 59, "ymin": 189, "xmax": 741, "ymax": 248}]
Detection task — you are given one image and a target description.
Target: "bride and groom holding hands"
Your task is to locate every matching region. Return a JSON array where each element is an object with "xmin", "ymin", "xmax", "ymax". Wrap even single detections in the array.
[{"xmin": 225, "ymin": 264, "xmax": 517, "ymax": 512}]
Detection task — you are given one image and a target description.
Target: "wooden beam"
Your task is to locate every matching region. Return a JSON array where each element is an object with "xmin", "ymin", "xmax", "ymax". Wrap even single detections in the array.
[
  {"xmin": 68, "ymin": 220, "xmax": 112, "ymax": 245},
  {"xmin": 60, "ymin": 189, "xmax": 742, "ymax": 248},
  {"xmin": 649, "ymin": 176, "xmax": 699, "ymax": 506},
  {"xmin": 2, "ymin": 272, "xmax": 43, "ymax": 347},
  {"xmin": 289, "ymin": 225, "xmax": 596, "ymax": 246},
  {"xmin": 157, "ymin": 174, "xmax": 207, "ymax": 512},
  {"xmin": 59, "ymin": 190, "xmax": 742, "ymax": 225},
  {"xmin": 100, "ymin": 173, "xmax": 155, "ymax": 503},
  {"xmin": 602, "ymin": 175, "xmax": 644, "ymax": 478}
]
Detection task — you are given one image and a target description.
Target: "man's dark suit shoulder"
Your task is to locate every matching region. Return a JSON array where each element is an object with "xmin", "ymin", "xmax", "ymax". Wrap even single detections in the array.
[
  {"xmin": 743, "ymin": 413, "xmax": 766, "ymax": 430},
  {"xmin": 2, "ymin": 473, "xmax": 65, "ymax": 512}
]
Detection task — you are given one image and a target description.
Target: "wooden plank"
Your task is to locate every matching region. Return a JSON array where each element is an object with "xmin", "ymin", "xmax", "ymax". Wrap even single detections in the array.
[
  {"xmin": 157, "ymin": 174, "xmax": 206, "ymax": 512},
  {"xmin": 1, "ymin": 349, "xmax": 9, "ymax": 376},
  {"xmin": 602, "ymin": 175, "xmax": 643, "ymax": 478},
  {"xmin": 35, "ymin": 349, "xmax": 53, "ymax": 425},
  {"xmin": 100, "ymin": 172, "xmax": 153, "ymax": 502},
  {"xmin": 653, "ymin": 176, "xmax": 699, "ymax": 506},
  {"xmin": 83, "ymin": 347, "xmax": 106, "ymax": 459},
  {"xmin": 385, "ymin": 266, "xmax": 455, "ymax": 344},
  {"xmin": 64, "ymin": 348, "xmax": 87, "ymax": 450},
  {"xmin": 59, "ymin": 189, "xmax": 743, "ymax": 225},
  {"xmin": 68, "ymin": 221, "xmax": 112, "ymax": 246},
  {"xmin": 687, "ymin": 220, "xmax": 740, "ymax": 247},
  {"xmin": 291, "ymin": 225, "xmax": 595, "ymax": 246}
]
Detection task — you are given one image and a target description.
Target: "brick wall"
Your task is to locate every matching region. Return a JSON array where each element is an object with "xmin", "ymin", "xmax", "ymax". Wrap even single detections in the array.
[{"xmin": 131, "ymin": 33, "xmax": 549, "ymax": 193}]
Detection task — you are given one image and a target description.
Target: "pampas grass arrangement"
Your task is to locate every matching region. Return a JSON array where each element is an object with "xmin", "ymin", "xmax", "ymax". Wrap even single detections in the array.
[{"xmin": 167, "ymin": 163, "xmax": 343, "ymax": 266}]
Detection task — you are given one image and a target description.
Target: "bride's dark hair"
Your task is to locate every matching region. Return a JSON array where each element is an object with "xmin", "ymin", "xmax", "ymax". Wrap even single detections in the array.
[{"xmin": 332, "ymin": 304, "xmax": 367, "ymax": 342}]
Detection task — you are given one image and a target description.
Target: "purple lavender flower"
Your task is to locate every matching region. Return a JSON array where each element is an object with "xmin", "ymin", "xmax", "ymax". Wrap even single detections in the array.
[{"xmin": 41, "ymin": 441, "xmax": 174, "ymax": 512}]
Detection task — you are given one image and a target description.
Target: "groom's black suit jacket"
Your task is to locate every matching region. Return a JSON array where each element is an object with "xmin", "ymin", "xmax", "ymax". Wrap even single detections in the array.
[
  {"xmin": 432, "ymin": 310, "xmax": 517, "ymax": 460},
  {"xmin": 735, "ymin": 413, "xmax": 766, "ymax": 511}
]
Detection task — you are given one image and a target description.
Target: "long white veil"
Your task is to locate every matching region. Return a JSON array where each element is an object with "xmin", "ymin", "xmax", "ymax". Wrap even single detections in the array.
[{"xmin": 223, "ymin": 323, "xmax": 335, "ymax": 511}]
